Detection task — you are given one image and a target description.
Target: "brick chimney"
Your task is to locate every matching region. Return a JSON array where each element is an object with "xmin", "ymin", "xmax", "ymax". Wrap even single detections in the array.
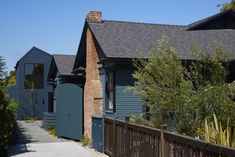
[{"xmin": 86, "ymin": 11, "xmax": 102, "ymax": 23}]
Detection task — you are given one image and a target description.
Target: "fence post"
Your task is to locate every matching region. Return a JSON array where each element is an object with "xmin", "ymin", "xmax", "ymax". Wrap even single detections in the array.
[
  {"xmin": 160, "ymin": 125, "xmax": 167, "ymax": 157},
  {"xmin": 113, "ymin": 119, "xmax": 116, "ymax": 157},
  {"xmin": 125, "ymin": 117, "xmax": 130, "ymax": 157},
  {"xmin": 169, "ymin": 142, "xmax": 174, "ymax": 157},
  {"xmin": 199, "ymin": 149, "xmax": 203, "ymax": 157}
]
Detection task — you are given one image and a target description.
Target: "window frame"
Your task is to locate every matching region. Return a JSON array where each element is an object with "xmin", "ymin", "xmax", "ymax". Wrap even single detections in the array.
[
  {"xmin": 24, "ymin": 63, "xmax": 44, "ymax": 89},
  {"xmin": 105, "ymin": 70, "xmax": 115, "ymax": 113}
]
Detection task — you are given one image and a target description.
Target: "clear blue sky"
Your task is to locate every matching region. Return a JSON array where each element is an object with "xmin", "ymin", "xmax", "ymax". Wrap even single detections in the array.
[{"xmin": 0, "ymin": 0, "xmax": 229, "ymax": 72}]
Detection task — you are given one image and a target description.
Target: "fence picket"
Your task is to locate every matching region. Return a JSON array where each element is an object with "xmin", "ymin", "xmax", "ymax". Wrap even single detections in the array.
[{"xmin": 104, "ymin": 117, "xmax": 235, "ymax": 157}]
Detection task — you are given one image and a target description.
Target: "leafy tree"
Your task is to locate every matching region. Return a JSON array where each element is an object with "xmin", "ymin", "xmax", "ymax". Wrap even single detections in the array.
[
  {"xmin": 187, "ymin": 45, "xmax": 235, "ymax": 133},
  {"xmin": 218, "ymin": 0, "xmax": 235, "ymax": 12},
  {"xmin": 0, "ymin": 56, "xmax": 6, "ymax": 80},
  {"xmin": 0, "ymin": 56, "xmax": 18, "ymax": 156},
  {"xmin": 0, "ymin": 89, "xmax": 17, "ymax": 156},
  {"xmin": 5, "ymin": 70, "xmax": 16, "ymax": 87},
  {"xmin": 132, "ymin": 38, "xmax": 193, "ymax": 133},
  {"xmin": 132, "ymin": 37, "xmax": 235, "ymax": 136}
]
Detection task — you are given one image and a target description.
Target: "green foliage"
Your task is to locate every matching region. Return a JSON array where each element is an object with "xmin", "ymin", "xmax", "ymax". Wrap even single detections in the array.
[
  {"xmin": 129, "ymin": 114, "xmax": 152, "ymax": 126},
  {"xmin": 0, "ymin": 89, "xmax": 17, "ymax": 153},
  {"xmin": 198, "ymin": 113, "xmax": 235, "ymax": 148},
  {"xmin": 0, "ymin": 56, "xmax": 6, "ymax": 80},
  {"xmin": 188, "ymin": 45, "xmax": 235, "ymax": 131},
  {"xmin": 80, "ymin": 135, "xmax": 90, "ymax": 146},
  {"xmin": 24, "ymin": 117, "xmax": 40, "ymax": 123},
  {"xmin": 5, "ymin": 70, "xmax": 16, "ymax": 87},
  {"xmin": 132, "ymin": 37, "xmax": 235, "ymax": 137},
  {"xmin": 218, "ymin": 0, "xmax": 235, "ymax": 12},
  {"xmin": 48, "ymin": 128, "xmax": 56, "ymax": 136},
  {"xmin": 132, "ymin": 37, "xmax": 194, "ymax": 133},
  {"xmin": 0, "ymin": 56, "xmax": 16, "ymax": 87}
]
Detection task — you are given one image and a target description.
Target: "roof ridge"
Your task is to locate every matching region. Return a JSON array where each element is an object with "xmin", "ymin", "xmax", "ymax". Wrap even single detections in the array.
[
  {"xmin": 53, "ymin": 54, "xmax": 75, "ymax": 56},
  {"xmin": 102, "ymin": 19, "xmax": 186, "ymax": 27}
]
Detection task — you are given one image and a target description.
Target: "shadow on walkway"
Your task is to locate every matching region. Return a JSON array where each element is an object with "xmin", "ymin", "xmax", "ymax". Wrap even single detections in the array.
[
  {"xmin": 17, "ymin": 124, "xmax": 39, "ymax": 144},
  {"xmin": 7, "ymin": 144, "xmax": 36, "ymax": 156}
]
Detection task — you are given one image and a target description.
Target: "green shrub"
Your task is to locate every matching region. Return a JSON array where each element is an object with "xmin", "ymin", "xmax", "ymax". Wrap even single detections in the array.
[
  {"xmin": 0, "ymin": 89, "xmax": 17, "ymax": 155},
  {"xmin": 48, "ymin": 128, "xmax": 56, "ymax": 136},
  {"xmin": 80, "ymin": 135, "xmax": 90, "ymax": 146},
  {"xmin": 132, "ymin": 38, "xmax": 235, "ymax": 136},
  {"xmin": 198, "ymin": 113, "xmax": 235, "ymax": 148},
  {"xmin": 129, "ymin": 114, "xmax": 152, "ymax": 126}
]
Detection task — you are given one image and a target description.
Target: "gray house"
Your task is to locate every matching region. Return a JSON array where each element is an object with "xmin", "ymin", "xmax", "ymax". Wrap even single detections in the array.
[
  {"xmin": 73, "ymin": 10, "xmax": 235, "ymax": 151},
  {"xmin": 47, "ymin": 54, "xmax": 83, "ymax": 140},
  {"xmin": 15, "ymin": 47, "xmax": 53, "ymax": 119}
]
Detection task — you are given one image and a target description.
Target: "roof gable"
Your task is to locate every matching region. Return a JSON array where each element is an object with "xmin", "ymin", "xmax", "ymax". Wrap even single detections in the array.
[
  {"xmin": 54, "ymin": 54, "xmax": 75, "ymax": 76},
  {"xmin": 48, "ymin": 54, "xmax": 76, "ymax": 79},
  {"xmin": 73, "ymin": 22, "xmax": 87, "ymax": 72},
  {"xmin": 15, "ymin": 46, "xmax": 51, "ymax": 68},
  {"xmin": 188, "ymin": 10, "xmax": 235, "ymax": 30},
  {"xmin": 74, "ymin": 11, "xmax": 235, "ymax": 70}
]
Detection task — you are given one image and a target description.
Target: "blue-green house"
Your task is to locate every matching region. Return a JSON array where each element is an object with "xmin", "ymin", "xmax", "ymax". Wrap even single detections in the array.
[
  {"xmin": 72, "ymin": 10, "xmax": 235, "ymax": 151},
  {"xmin": 15, "ymin": 47, "xmax": 53, "ymax": 119},
  {"xmin": 47, "ymin": 54, "xmax": 84, "ymax": 140}
]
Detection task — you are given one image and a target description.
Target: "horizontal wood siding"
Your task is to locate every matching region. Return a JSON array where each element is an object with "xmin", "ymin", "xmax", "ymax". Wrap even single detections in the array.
[
  {"xmin": 115, "ymin": 86, "xmax": 142, "ymax": 119},
  {"xmin": 43, "ymin": 112, "xmax": 56, "ymax": 131},
  {"xmin": 104, "ymin": 68, "xmax": 143, "ymax": 119},
  {"xmin": 115, "ymin": 69, "xmax": 142, "ymax": 119}
]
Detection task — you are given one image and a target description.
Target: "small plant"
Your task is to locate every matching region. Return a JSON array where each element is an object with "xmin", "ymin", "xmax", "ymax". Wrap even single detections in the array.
[
  {"xmin": 80, "ymin": 135, "xmax": 90, "ymax": 146},
  {"xmin": 48, "ymin": 128, "xmax": 56, "ymax": 136},
  {"xmin": 24, "ymin": 117, "xmax": 40, "ymax": 123},
  {"xmin": 129, "ymin": 114, "xmax": 152, "ymax": 126},
  {"xmin": 198, "ymin": 113, "xmax": 235, "ymax": 148}
]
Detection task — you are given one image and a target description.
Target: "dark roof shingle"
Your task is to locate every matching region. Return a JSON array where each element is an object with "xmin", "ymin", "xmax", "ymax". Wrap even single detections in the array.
[
  {"xmin": 88, "ymin": 20, "xmax": 235, "ymax": 60},
  {"xmin": 53, "ymin": 54, "xmax": 76, "ymax": 76}
]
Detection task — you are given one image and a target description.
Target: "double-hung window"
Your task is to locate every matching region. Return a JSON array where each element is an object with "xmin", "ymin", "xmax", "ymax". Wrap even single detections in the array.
[{"xmin": 106, "ymin": 71, "xmax": 114, "ymax": 111}]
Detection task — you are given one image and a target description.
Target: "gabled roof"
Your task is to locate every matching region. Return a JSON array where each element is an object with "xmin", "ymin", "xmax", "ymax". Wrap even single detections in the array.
[
  {"xmin": 15, "ymin": 46, "xmax": 51, "ymax": 68},
  {"xmin": 74, "ymin": 11, "xmax": 235, "ymax": 70},
  {"xmin": 188, "ymin": 9, "xmax": 235, "ymax": 30},
  {"xmin": 88, "ymin": 20, "xmax": 235, "ymax": 60},
  {"xmin": 48, "ymin": 54, "xmax": 76, "ymax": 79},
  {"xmin": 53, "ymin": 54, "xmax": 75, "ymax": 76}
]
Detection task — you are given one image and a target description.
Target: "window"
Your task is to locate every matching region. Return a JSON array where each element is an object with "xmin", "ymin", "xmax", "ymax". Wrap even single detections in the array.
[
  {"xmin": 24, "ymin": 64, "xmax": 44, "ymax": 89},
  {"xmin": 106, "ymin": 71, "xmax": 114, "ymax": 111}
]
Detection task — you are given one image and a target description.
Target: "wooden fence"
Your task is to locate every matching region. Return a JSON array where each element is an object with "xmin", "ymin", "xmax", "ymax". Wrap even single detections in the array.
[{"xmin": 104, "ymin": 117, "xmax": 235, "ymax": 157}]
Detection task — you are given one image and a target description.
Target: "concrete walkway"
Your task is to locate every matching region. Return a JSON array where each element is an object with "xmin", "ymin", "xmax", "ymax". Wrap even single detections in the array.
[{"xmin": 8, "ymin": 121, "xmax": 108, "ymax": 157}]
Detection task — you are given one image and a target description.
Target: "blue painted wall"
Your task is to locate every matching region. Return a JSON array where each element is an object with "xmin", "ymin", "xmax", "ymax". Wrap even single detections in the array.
[
  {"xmin": 102, "ymin": 66, "xmax": 143, "ymax": 119},
  {"xmin": 15, "ymin": 47, "xmax": 53, "ymax": 119}
]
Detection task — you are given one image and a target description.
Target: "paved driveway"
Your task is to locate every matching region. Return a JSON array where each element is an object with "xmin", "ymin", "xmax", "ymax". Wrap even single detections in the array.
[{"xmin": 8, "ymin": 121, "xmax": 108, "ymax": 157}]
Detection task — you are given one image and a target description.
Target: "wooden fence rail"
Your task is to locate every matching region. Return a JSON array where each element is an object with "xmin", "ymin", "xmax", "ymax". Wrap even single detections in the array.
[{"xmin": 104, "ymin": 117, "xmax": 235, "ymax": 157}]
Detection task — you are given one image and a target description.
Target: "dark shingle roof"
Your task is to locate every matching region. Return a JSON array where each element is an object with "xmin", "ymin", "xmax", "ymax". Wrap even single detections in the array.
[
  {"xmin": 187, "ymin": 9, "xmax": 235, "ymax": 30},
  {"xmin": 53, "ymin": 54, "xmax": 76, "ymax": 76},
  {"xmin": 87, "ymin": 20, "xmax": 235, "ymax": 60}
]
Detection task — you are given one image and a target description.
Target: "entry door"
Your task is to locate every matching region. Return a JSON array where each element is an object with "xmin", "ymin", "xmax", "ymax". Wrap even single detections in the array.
[{"xmin": 56, "ymin": 83, "xmax": 83, "ymax": 140}]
